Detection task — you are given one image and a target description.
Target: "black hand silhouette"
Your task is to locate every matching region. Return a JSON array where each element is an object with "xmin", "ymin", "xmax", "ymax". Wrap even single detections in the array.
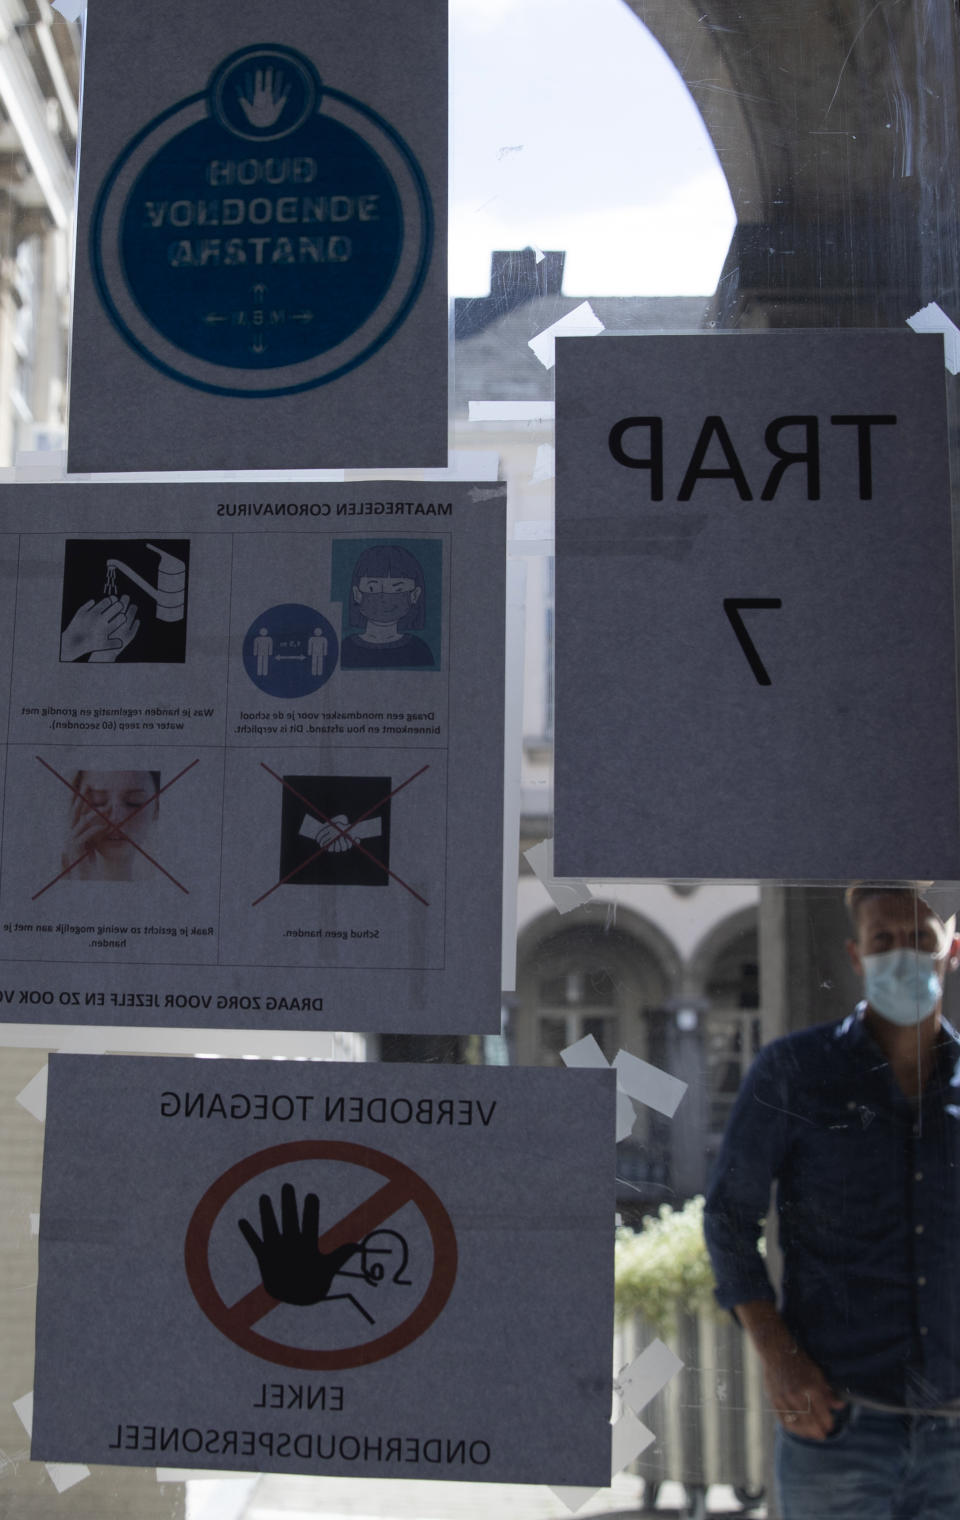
[{"xmin": 238, "ymin": 1183, "xmax": 360, "ymax": 1305}]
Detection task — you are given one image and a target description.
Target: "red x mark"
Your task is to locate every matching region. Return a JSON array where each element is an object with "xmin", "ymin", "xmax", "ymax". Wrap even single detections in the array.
[
  {"xmin": 32, "ymin": 756, "xmax": 200, "ymax": 899},
  {"xmin": 252, "ymin": 764, "xmax": 430, "ymax": 907}
]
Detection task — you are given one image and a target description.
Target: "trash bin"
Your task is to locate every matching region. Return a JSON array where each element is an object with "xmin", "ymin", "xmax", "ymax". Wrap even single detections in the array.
[{"xmin": 615, "ymin": 1307, "xmax": 773, "ymax": 1517}]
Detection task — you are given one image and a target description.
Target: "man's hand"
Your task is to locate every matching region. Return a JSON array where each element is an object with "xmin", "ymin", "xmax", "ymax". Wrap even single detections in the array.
[
  {"xmin": 760, "ymin": 1340, "xmax": 846, "ymax": 1438},
  {"xmin": 737, "ymin": 1300, "xmax": 846, "ymax": 1439}
]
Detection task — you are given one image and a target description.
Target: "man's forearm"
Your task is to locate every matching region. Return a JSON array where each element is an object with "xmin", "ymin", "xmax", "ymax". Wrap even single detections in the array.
[
  {"xmin": 736, "ymin": 1299, "xmax": 797, "ymax": 1357},
  {"xmin": 734, "ymin": 1299, "xmax": 845, "ymax": 1439}
]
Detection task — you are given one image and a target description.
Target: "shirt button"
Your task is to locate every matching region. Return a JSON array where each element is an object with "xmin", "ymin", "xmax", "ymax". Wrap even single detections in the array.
[
  {"xmin": 918, "ymin": 1276, "xmax": 927, "ymax": 1286},
  {"xmin": 915, "ymin": 1224, "xmax": 924, "ymax": 1235},
  {"xmin": 847, "ymin": 1101, "xmax": 857, "ymax": 1110},
  {"xmin": 915, "ymin": 1171, "xmax": 924, "ymax": 1182},
  {"xmin": 920, "ymin": 1326, "xmax": 929, "ymax": 1336}
]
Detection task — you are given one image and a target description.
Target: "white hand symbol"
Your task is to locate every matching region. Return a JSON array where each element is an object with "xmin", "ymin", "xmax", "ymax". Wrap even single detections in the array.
[
  {"xmin": 88, "ymin": 594, "xmax": 140, "ymax": 663},
  {"xmin": 236, "ymin": 68, "xmax": 290, "ymax": 129},
  {"xmin": 303, "ymin": 814, "xmax": 353, "ymax": 853},
  {"xmin": 61, "ymin": 595, "xmax": 139, "ymax": 661}
]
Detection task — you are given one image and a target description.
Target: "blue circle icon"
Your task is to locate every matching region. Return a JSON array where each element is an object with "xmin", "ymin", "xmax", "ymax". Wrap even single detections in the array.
[
  {"xmin": 90, "ymin": 43, "xmax": 432, "ymax": 397},
  {"xmin": 242, "ymin": 605, "xmax": 338, "ymax": 699},
  {"xmin": 210, "ymin": 45, "xmax": 320, "ymax": 141}
]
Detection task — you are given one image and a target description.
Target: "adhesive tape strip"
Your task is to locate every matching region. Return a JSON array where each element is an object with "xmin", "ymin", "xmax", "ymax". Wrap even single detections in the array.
[
  {"xmin": 16, "ymin": 1066, "xmax": 48, "ymax": 1122},
  {"xmin": 615, "ymin": 1089, "xmax": 636, "ymax": 1142},
  {"xmin": 611, "ymin": 1408, "xmax": 656, "ymax": 1472},
  {"xmin": 906, "ymin": 303, "xmax": 960, "ymax": 374},
  {"xmin": 524, "ymin": 838, "xmax": 593, "ymax": 914},
  {"xmin": 618, "ymin": 1338, "xmax": 685, "ymax": 1416},
  {"xmin": 560, "ymin": 1036, "xmax": 638, "ymax": 1139},
  {"xmin": 531, "ymin": 444, "xmax": 555, "ymax": 483},
  {"xmin": 14, "ymin": 1393, "xmax": 90, "ymax": 1492},
  {"xmin": 560, "ymin": 1033, "xmax": 608, "ymax": 1070},
  {"xmin": 528, "ymin": 301, "xmax": 605, "ymax": 371},
  {"xmin": 51, "ymin": 0, "xmax": 84, "ymax": 21},
  {"xmin": 12, "ymin": 449, "xmax": 68, "ymax": 482},
  {"xmin": 550, "ymin": 1410, "xmax": 655, "ymax": 1512},
  {"xmin": 468, "ymin": 401, "xmax": 554, "ymax": 423},
  {"xmin": 614, "ymin": 1048, "xmax": 687, "ymax": 1118}
]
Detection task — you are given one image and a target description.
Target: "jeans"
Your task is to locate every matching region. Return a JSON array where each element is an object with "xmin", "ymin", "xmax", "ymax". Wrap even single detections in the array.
[{"xmin": 775, "ymin": 1404, "xmax": 960, "ymax": 1519}]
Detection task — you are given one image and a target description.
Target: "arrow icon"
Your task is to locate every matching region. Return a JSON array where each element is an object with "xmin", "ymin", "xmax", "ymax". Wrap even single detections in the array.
[
  {"xmin": 203, "ymin": 313, "xmax": 227, "ymax": 324},
  {"xmin": 252, "ymin": 283, "xmax": 267, "ymax": 302},
  {"xmin": 291, "ymin": 310, "xmax": 314, "ymax": 323},
  {"xmin": 252, "ymin": 336, "xmax": 267, "ymax": 354}
]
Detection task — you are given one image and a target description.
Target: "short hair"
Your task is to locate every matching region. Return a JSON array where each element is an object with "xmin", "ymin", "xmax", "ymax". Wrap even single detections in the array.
[
  {"xmin": 844, "ymin": 883, "xmax": 947, "ymax": 935},
  {"xmin": 348, "ymin": 543, "xmax": 426, "ymax": 630}
]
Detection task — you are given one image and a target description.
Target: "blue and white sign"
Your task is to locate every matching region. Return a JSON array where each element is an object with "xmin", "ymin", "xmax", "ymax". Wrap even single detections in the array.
[
  {"xmin": 68, "ymin": 2, "xmax": 447, "ymax": 472},
  {"xmin": 242, "ymin": 605, "xmax": 339, "ymax": 699},
  {"xmin": 93, "ymin": 45, "xmax": 429, "ymax": 395}
]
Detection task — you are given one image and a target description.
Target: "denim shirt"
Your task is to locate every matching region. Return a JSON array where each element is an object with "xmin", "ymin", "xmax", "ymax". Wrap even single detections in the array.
[{"xmin": 703, "ymin": 1009, "xmax": 960, "ymax": 1407}]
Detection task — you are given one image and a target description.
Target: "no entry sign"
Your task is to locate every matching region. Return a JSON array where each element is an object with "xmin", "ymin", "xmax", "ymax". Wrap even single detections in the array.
[
  {"xmin": 33, "ymin": 1056, "xmax": 615, "ymax": 1486},
  {"xmin": 185, "ymin": 1139, "xmax": 458, "ymax": 1369}
]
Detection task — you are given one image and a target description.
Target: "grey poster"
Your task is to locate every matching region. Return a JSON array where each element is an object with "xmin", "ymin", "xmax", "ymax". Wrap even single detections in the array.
[
  {"xmin": 0, "ymin": 481, "xmax": 504, "ymax": 1032},
  {"xmin": 67, "ymin": 0, "xmax": 447, "ymax": 472},
  {"xmin": 553, "ymin": 331, "xmax": 960, "ymax": 880},
  {"xmin": 32, "ymin": 1057, "xmax": 614, "ymax": 1486}
]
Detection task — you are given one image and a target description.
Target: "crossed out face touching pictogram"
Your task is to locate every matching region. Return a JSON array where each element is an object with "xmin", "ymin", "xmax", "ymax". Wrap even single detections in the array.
[{"xmin": 32, "ymin": 756, "xmax": 199, "ymax": 897}]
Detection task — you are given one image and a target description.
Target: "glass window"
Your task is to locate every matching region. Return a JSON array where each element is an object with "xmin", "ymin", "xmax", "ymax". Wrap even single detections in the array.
[{"xmin": 2, "ymin": 0, "xmax": 959, "ymax": 1516}]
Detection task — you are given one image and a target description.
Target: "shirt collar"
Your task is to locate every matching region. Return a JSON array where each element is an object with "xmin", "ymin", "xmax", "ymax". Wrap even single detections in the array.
[{"xmin": 840, "ymin": 1001, "xmax": 960, "ymax": 1085}]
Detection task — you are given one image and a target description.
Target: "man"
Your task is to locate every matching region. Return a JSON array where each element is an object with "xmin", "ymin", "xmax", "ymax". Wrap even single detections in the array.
[{"xmin": 704, "ymin": 885, "xmax": 960, "ymax": 1519}]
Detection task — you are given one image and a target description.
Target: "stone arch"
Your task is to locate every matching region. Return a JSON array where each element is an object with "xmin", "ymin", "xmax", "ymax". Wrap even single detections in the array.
[
  {"xmin": 629, "ymin": 0, "xmax": 960, "ymax": 324},
  {"xmin": 512, "ymin": 902, "xmax": 681, "ymax": 1068},
  {"xmin": 687, "ymin": 904, "xmax": 759, "ymax": 1005}
]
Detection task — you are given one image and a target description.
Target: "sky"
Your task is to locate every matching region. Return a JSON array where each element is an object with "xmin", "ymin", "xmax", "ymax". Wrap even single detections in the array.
[{"xmin": 449, "ymin": 0, "xmax": 736, "ymax": 297}]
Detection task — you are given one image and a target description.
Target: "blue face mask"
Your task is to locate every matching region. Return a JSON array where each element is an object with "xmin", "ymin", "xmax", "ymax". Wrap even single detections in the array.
[{"xmin": 862, "ymin": 949, "xmax": 942, "ymax": 1025}]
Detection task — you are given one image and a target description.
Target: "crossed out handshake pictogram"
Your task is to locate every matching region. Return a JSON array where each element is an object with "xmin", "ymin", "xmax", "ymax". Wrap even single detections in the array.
[{"xmin": 252, "ymin": 763, "xmax": 430, "ymax": 907}]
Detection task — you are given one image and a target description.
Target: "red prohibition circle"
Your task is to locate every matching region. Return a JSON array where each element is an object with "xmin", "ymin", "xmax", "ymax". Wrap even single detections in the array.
[{"xmin": 184, "ymin": 1139, "xmax": 457, "ymax": 1370}]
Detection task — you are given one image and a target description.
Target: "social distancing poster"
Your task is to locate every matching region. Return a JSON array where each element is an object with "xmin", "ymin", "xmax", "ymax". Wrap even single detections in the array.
[
  {"xmin": 68, "ymin": 0, "xmax": 447, "ymax": 471},
  {"xmin": 553, "ymin": 331, "xmax": 960, "ymax": 880},
  {"xmin": 32, "ymin": 1057, "xmax": 615, "ymax": 1485},
  {"xmin": 0, "ymin": 482, "xmax": 504, "ymax": 1032}
]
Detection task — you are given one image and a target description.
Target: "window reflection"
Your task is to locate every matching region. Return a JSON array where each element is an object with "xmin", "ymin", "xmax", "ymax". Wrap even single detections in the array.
[{"xmin": 4, "ymin": 0, "xmax": 958, "ymax": 1515}]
